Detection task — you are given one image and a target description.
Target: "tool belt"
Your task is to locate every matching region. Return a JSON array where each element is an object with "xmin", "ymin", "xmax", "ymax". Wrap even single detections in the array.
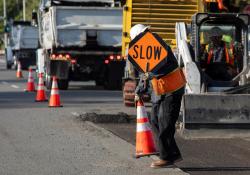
[{"xmin": 151, "ymin": 68, "xmax": 186, "ymax": 95}]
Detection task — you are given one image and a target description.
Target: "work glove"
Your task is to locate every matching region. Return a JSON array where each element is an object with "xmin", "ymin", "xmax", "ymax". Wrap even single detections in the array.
[{"xmin": 143, "ymin": 72, "xmax": 154, "ymax": 81}]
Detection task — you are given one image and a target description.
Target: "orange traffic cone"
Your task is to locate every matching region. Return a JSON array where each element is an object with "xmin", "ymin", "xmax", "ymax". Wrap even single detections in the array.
[
  {"xmin": 25, "ymin": 68, "xmax": 36, "ymax": 92},
  {"xmin": 35, "ymin": 73, "xmax": 47, "ymax": 102},
  {"xmin": 135, "ymin": 100, "xmax": 158, "ymax": 158},
  {"xmin": 49, "ymin": 76, "xmax": 62, "ymax": 107},
  {"xmin": 16, "ymin": 61, "xmax": 23, "ymax": 78}
]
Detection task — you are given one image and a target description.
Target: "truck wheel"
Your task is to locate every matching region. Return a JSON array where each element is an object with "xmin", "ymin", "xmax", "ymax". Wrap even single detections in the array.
[
  {"xmin": 6, "ymin": 63, "xmax": 12, "ymax": 69},
  {"xmin": 103, "ymin": 62, "xmax": 124, "ymax": 90},
  {"xmin": 95, "ymin": 79, "xmax": 104, "ymax": 86},
  {"xmin": 45, "ymin": 74, "xmax": 52, "ymax": 90},
  {"xmin": 104, "ymin": 74, "xmax": 122, "ymax": 90},
  {"xmin": 58, "ymin": 79, "xmax": 69, "ymax": 90},
  {"xmin": 123, "ymin": 80, "xmax": 136, "ymax": 107}
]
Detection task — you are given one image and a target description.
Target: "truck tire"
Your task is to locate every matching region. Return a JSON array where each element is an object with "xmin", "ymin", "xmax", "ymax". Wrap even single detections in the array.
[
  {"xmin": 103, "ymin": 62, "xmax": 124, "ymax": 90},
  {"xmin": 123, "ymin": 80, "xmax": 136, "ymax": 107},
  {"xmin": 104, "ymin": 79, "xmax": 120, "ymax": 90},
  {"xmin": 58, "ymin": 79, "xmax": 69, "ymax": 90},
  {"xmin": 6, "ymin": 63, "xmax": 12, "ymax": 69},
  {"xmin": 95, "ymin": 79, "xmax": 104, "ymax": 86}
]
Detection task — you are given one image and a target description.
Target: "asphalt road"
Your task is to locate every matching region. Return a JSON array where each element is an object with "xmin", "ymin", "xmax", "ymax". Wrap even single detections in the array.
[
  {"xmin": 0, "ymin": 57, "xmax": 187, "ymax": 175},
  {"xmin": 0, "ymin": 56, "xmax": 250, "ymax": 175},
  {"xmin": 98, "ymin": 123, "xmax": 250, "ymax": 175}
]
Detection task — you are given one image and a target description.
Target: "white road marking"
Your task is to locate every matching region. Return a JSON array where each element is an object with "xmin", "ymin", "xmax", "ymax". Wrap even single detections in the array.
[
  {"xmin": 11, "ymin": 85, "xmax": 19, "ymax": 89},
  {"xmin": 1, "ymin": 81, "xmax": 9, "ymax": 85}
]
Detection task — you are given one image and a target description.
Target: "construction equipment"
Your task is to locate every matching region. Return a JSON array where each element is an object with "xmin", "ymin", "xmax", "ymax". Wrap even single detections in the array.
[
  {"xmin": 175, "ymin": 13, "xmax": 250, "ymax": 131},
  {"xmin": 122, "ymin": 0, "xmax": 199, "ymax": 106},
  {"xmin": 37, "ymin": 0, "xmax": 125, "ymax": 90}
]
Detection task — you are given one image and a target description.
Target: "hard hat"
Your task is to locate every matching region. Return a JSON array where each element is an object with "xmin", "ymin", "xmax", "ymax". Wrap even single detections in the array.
[
  {"xmin": 130, "ymin": 24, "xmax": 149, "ymax": 40},
  {"xmin": 209, "ymin": 27, "xmax": 223, "ymax": 37}
]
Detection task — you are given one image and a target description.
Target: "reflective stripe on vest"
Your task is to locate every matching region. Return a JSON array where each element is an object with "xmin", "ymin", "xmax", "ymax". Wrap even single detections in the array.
[
  {"xmin": 151, "ymin": 68, "xmax": 186, "ymax": 95},
  {"xmin": 207, "ymin": 44, "xmax": 234, "ymax": 66}
]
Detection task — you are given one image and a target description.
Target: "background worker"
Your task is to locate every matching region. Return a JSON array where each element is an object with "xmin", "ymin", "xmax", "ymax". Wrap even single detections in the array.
[
  {"xmin": 130, "ymin": 24, "xmax": 186, "ymax": 168},
  {"xmin": 201, "ymin": 26, "xmax": 239, "ymax": 81}
]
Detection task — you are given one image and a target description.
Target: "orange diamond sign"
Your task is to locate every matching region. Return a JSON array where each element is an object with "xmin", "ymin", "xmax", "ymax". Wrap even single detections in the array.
[{"xmin": 128, "ymin": 31, "xmax": 168, "ymax": 73}]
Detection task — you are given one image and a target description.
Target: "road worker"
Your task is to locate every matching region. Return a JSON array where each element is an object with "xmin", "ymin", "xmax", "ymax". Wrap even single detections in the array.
[
  {"xmin": 130, "ymin": 24, "xmax": 186, "ymax": 168},
  {"xmin": 201, "ymin": 26, "xmax": 238, "ymax": 81}
]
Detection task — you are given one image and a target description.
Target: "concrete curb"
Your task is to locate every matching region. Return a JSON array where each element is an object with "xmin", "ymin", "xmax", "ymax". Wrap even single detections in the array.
[{"xmin": 85, "ymin": 121, "xmax": 190, "ymax": 175}]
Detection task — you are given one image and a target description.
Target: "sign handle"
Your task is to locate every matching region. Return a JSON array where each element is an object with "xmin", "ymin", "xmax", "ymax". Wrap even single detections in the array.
[{"xmin": 146, "ymin": 63, "xmax": 149, "ymax": 73}]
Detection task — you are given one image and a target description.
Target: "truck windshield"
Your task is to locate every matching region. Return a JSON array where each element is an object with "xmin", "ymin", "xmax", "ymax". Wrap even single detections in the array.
[{"xmin": 199, "ymin": 24, "xmax": 236, "ymax": 46}]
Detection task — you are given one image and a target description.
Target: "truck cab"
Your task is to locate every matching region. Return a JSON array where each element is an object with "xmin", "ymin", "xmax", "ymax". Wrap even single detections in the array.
[{"xmin": 190, "ymin": 13, "xmax": 248, "ymax": 92}]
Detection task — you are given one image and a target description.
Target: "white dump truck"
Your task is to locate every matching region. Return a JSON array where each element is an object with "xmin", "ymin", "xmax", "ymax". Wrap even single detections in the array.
[
  {"xmin": 6, "ymin": 21, "xmax": 39, "ymax": 70},
  {"xmin": 37, "ymin": 0, "xmax": 124, "ymax": 90}
]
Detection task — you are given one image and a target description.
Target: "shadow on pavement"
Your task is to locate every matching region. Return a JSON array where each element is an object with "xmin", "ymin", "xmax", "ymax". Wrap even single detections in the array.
[
  {"xmin": 68, "ymin": 85, "xmax": 104, "ymax": 91},
  {"xmin": 180, "ymin": 166, "xmax": 250, "ymax": 172},
  {"xmin": 0, "ymin": 79, "xmax": 27, "ymax": 83}
]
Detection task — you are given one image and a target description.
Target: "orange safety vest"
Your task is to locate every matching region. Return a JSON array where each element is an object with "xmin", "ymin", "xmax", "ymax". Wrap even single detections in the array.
[
  {"xmin": 207, "ymin": 44, "xmax": 234, "ymax": 66},
  {"xmin": 205, "ymin": 0, "xmax": 228, "ymax": 11},
  {"xmin": 151, "ymin": 68, "xmax": 186, "ymax": 95}
]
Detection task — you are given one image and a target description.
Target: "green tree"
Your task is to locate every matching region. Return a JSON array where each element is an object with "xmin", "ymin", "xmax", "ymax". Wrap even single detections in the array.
[{"xmin": 0, "ymin": 0, "xmax": 40, "ymax": 48}]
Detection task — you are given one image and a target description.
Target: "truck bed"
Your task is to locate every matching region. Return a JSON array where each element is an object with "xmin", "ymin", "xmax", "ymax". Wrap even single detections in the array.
[
  {"xmin": 41, "ymin": 6, "xmax": 122, "ymax": 49},
  {"xmin": 11, "ymin": 26, "xmax": 39, "ymax": 50}
]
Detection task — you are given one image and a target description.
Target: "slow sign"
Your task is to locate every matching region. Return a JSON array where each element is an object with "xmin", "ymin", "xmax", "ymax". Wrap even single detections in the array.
[{"xmin": 128, "ymin": 31, "xmax": 168, "ymax": 73}]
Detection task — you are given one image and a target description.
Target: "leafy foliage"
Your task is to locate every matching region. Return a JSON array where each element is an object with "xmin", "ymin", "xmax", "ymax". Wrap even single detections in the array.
[{"xmin": 0, "ymin": 0, "xmax": 40, "ymax": 47}]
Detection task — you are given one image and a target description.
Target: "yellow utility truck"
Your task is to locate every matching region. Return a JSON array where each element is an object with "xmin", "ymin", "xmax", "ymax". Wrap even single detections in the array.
[{"xmin": 122, "ymin": 0, "xmax": 199, "ymax": 106}]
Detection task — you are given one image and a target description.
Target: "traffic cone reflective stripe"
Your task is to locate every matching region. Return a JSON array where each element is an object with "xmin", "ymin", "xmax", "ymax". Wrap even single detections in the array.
[
  {"xmin": 135, "ymin": 100, "xmax": 158, "ymax": 158},
  {"xmin": 25, "ymin": 68, "xmax": 36, "ymax": 92},
  {"xmin": 35, "ymin": 73, "xmax": 47, "ymax": 102},
  {"xmin": 51, "ymin": 88, "xmax": 59, "ymax": 95},
  {"xmin": 49, "ymin": 76, "xmax": 62, "ymax": 107},
  {"xmin": 137, "ymin": 117, "xmax": 149, "ymax": 123},
  {"xmin": 16, "ymin": 62, "xmax": 23, "ymax": 78}
]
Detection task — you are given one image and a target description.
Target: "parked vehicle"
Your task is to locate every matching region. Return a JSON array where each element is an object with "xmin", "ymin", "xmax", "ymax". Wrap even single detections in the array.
[
  {"xmin": 37, "ymin": 0, "xmax": 124, "ymax": 90},
  {"xmin": 6, "ymin": 21, "xmax": 39, "ymax": 70}
]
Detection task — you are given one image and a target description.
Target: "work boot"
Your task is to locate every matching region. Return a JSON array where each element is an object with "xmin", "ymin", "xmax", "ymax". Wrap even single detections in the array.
[
  {"xmin": 172, "ymin": 156, "xmax": 183, "ymax": 164},
  {"xmin": 150, "ymin": 159, "xmax": 174, "ymax": 168}
]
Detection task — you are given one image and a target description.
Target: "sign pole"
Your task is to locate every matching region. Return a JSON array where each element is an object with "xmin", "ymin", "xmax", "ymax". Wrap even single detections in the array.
[
  {"xmin": 23, "ymin": 0, "xmax": 26, "ymax": 21},
  {"xmin": 3, "ymin": 0, "xmax": 7, "ymax": 48}
]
